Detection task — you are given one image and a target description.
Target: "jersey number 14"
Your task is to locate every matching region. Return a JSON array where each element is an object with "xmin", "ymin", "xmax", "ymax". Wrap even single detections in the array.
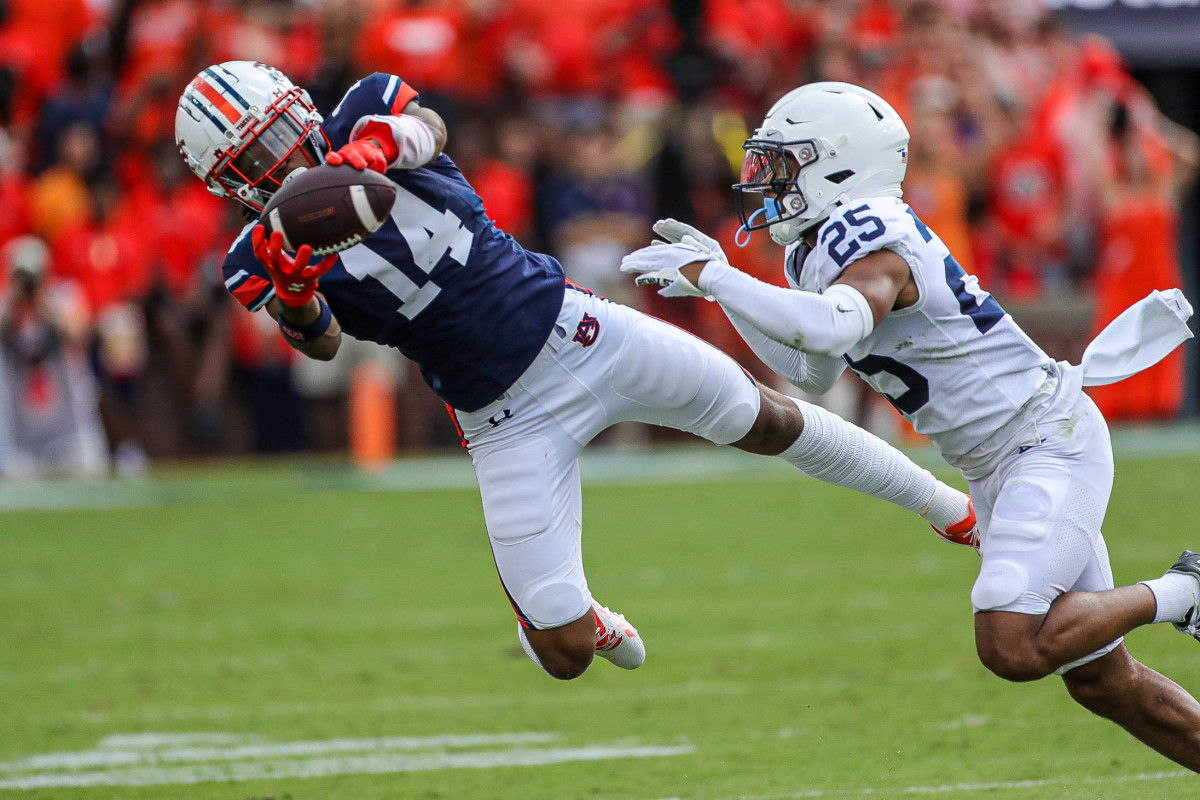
[{"xmin": 339, "ymin": 186, "xmax": 474, "ymax": 319}]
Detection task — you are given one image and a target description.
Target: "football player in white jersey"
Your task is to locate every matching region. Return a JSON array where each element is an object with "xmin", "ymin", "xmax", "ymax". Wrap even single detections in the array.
[{"xmin": 621, "ymin": 82, "xmax": 1200, "ymax": 769}]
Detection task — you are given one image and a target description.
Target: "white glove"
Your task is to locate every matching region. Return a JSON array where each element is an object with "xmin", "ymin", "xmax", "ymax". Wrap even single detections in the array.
[
  {"xmin": 619, "ymin": 238, "xmax": 717, "ymax": 299},
  {"xmin": 652, "ymin": 218, "xmax": 727, "ymax": 264}
]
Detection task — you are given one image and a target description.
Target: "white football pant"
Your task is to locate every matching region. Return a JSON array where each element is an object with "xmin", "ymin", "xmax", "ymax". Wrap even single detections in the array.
[
  {"xmin": 452, "ymin": 288, "xmax": 761, "ymax": 630},
  {"xmin": 969, "ymin": 392, "xmax": 1121, "ymax": 673}
]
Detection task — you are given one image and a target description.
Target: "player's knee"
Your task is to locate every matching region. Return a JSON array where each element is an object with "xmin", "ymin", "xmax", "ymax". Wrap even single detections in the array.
[
  {"xmin": 537, "ymin": 647, "xmax": 594, "ymax": 681},
  {"xmin": 971, "ymin": 559, "xmax": 1029, "ymax": 614},
  {"xmin": 972, "ymin": 561, "xmax": 1053, "ymax": 680},
  {"xmin": 976, "ymin": 641, "xmax": 1050, "ymax": 682},
  {"xmin": 525, "ymin": 606, "xmax": 597, "ymax": 680},
  {"xmin": 734, "ymin": 387, "xmax": 803, "ymax": 455},
  {"xmin": 524, "ymin": 582, "xmax": 589, "ymax": 629}
]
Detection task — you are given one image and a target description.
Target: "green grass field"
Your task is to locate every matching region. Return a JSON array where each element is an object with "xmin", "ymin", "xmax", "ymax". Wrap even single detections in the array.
[{"xmin": 3, "ymin": 441, "xmax": 1200, "ymax": 799}]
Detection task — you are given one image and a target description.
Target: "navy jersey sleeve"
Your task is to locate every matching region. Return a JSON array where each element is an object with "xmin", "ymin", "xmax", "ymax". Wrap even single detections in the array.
[
  {"xmin": 323, "ymin": 73, "xmax": 420, "ymax": 149},
  {"xmin": 221, "ymin": 222, "xmax": 276, "ymax": 312}
]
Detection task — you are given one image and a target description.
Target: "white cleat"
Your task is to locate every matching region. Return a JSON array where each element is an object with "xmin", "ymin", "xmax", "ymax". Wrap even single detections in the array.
[{"xmin": 592, "ymin": 600, "xmax": 645, "ymax": 670}]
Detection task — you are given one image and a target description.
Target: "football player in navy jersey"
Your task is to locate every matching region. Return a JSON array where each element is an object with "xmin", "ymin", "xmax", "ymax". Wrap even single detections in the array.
[{"xmin": 175, "ymin": 61, "xmax": 978, "ymax": 681}]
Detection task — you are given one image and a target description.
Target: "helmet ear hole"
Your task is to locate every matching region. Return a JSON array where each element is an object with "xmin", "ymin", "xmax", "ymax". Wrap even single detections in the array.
[{"xmin": 825, "ymin": 170, "xmax": 855, "ymax": 185}]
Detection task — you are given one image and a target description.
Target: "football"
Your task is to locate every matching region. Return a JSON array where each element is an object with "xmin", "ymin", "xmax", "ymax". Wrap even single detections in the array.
[{"xmin": 259, "ymin": 164, "xmax": 397, "ymax": 256}]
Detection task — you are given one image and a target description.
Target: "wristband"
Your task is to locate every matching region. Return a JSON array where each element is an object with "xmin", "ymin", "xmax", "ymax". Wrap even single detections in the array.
[{"xmin": 278, "ymin": 296, "xmax": 333, "ymax": 342}]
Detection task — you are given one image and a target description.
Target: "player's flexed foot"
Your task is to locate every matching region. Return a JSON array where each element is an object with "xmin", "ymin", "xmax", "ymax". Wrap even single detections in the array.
[
  {"xmin": 932, "ymin": 497, "xmax": 980, "ymax": 550},
  {"xmin": 1144, "ymin": 551, "xmax": 1200, "ymax": 639},
  {"xmin": 592, "ymin": 601, "xmax": 645, "ymax": 669}
]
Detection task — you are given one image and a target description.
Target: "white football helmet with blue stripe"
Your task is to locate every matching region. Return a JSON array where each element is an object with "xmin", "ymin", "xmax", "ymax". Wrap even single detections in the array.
[
  {"xmin": 735, "ymin": 82, "xmax": 910, "ymax": 246},
  {"xmin": 175, "ymin": 61, "xmax": 328, "ymax": 211}
]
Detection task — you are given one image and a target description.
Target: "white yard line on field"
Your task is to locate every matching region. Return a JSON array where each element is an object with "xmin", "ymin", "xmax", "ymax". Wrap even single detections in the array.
[
  {"xmin": 0, "ymin": 732, "xmax": 557, "ymax": 772},
  {"xmin": 0, "ymin": 745, "xmax": 696, "ymax": 790},
  {"xmin": 712, "ymin": 768, "xmax": 1194, "ymax": 798},
  {"xmin": 0, "ymin": 732, "xmax": 695, "ymax": 790},
  {"xmin": 645, "ymin": 767, "xmax": 1193, "ymax": 800}
]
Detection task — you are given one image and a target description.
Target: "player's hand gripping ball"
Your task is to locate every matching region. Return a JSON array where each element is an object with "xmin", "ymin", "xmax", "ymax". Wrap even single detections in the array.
[
  {"xmin": 251, "ymin": 226, "xmax": 338, "ymax": 307},
  {"xmin": 259, "ymin": 164, "xmax": 398, "ymax": 257}
]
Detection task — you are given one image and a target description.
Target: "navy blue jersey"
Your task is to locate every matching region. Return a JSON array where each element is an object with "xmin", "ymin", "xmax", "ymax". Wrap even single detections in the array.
[{"xmin": 222, "ymin": 73, "xmax": 566, "ymax": 411}]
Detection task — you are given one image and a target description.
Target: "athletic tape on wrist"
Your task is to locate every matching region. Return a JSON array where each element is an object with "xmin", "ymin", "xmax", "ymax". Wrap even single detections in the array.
[{"xmin": 278, "ymin": 297, "xmax": 332, "ymax": 342}]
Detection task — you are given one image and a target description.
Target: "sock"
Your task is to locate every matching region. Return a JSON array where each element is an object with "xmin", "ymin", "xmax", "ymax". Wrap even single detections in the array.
[
  {"xmin": 779, "ymin": 399, "xmax": 970, "ymax": 531},
  {"xmin": 517, "ymin": 624, "xmax": 548, "ymax": 672},
  {"xmin": 1140, "ymin": 573, "xmax": 1200, "ymax": 624},
  {"xmin": 917, "ymin": 482, "xmax": 974, "ymax": 532}
]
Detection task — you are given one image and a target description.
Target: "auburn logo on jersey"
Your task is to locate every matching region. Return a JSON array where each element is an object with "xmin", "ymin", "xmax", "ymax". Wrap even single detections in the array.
[{"xmin": 572, "ymin": 314, "xmax": 600, "ymax": 347}]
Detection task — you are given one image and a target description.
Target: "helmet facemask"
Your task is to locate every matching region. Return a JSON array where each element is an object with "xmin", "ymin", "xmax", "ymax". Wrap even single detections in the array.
[
  {"xmin": 734, "ymin": 139, "xmax": 822, "ymax": 246},
  {"xmin": 208, "ymin": 86, "xmax": 327, "ymax": 211}
]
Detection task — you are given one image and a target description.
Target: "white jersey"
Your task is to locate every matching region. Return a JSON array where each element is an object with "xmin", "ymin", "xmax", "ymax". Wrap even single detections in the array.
[{"xmin": 788, "ymin": 196, "xmax": 1059, "ymax": 478}]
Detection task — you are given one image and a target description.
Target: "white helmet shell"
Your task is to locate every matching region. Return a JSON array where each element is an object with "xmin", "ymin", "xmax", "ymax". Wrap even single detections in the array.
[
  {"xmin": 175, "ymin": 61, "xmax": 326, "ymax": 211},
  {"xmin": 735, "ymin": 82, "xmax": 910, "ymax": 245}
]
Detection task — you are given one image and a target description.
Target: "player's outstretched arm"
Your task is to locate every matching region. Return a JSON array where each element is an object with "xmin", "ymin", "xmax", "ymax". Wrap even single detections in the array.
[
  {"xmin": 724, "ymin": 308, "xmax": 847, "ymax": 394},
  {"xmin": 327, "ymin": 100, "xmax": 446, "ymax": 173},
  {"xmin": 629, "ymin": 218, "xmax": 847, "ymax": 393},
  {"xmin": 252, "ymin": 226, "xmax": 342, "ymax": 361},
  {"xmin": 266, "ymin": 295, "xmax": 342, "ymax": 361}
]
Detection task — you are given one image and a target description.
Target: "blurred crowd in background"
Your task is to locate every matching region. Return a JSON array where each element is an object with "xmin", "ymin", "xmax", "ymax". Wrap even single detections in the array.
[{"xmin": 0, "ymin": 0, "xmax": 1197, "ymax": 477}]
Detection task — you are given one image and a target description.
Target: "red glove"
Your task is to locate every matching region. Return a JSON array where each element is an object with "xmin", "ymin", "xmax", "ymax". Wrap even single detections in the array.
[
  {"xmin": 325, "ymin": 120, "xmax": 401, "ymax": 173},
  {"xmin": 251, "ymin": 225, "xmax": 338, "ymax": 307},
  {"xmin": 325, "ymin": 139, "xmax": 389, "ymax": 173}
]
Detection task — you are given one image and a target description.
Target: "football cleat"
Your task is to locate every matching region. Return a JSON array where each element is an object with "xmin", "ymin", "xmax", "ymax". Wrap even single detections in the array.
[
  {"xmin": 1166, "ymin": 550, "xmax": 1200, "ymax": 640},
  {"xmin": 933, "ymin": 497, "xmax": 980, "ymax": 550},
  {"xmin": 592, "ymin": 601, "xmax": 645, "ymax": 670}
]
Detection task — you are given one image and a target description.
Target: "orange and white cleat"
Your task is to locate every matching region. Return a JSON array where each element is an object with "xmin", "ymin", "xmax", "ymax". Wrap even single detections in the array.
[
  {"xmin": 592, "ymin": 601, "xmax": 645, "ymax": 669},
  {"xmin": 933, "ymin": 497, "xmax": 980, "ymax": 550}
]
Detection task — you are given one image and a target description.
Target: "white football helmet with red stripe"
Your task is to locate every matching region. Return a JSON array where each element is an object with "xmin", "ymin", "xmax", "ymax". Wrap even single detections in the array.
[
  {"xmin": 175, "ymin": 61, "xmax": 328, "ymax": 211},
  {"xmin": 734, "ymin": 82, "xmax": 910, "ymax": 245}
]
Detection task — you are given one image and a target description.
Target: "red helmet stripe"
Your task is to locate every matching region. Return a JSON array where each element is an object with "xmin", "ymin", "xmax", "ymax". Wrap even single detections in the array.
[{"xmin": 189, "ymin": 76, "xmax": 241, "ymax": 125}]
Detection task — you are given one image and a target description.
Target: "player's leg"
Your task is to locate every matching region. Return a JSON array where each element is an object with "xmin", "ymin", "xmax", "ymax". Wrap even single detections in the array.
[
  {"xmin": 455, "ymin": 289, "xmax": 647, "ymax": 679},
  {"xmin": 464, "ymin": 414, "xmax": 644, "ymax": 679},
  {"xmin": 1062, "ymin": 645, "xmax": 1200, "ymax": 771},
  {"xmin": 975, "ymin": 546, "xmax": 1200, "ymax": 680},
  {"xmin": 597, "ymin": 302, "xmax": 973, "ymax": 534},
  {"xmin": 968, "ymin": 397, "xmax": 1200, "ymax": 767},
  {"xmin": 742, "ymin": 386, "xmax": 973, "ymax": 535},
  {"xmin": 971, "ymin": 395, "xmax": 1130, "ymax": 679},
  {"xmin": 973, "ymin": 587, "xmax": 1153, "ymax": 682}
]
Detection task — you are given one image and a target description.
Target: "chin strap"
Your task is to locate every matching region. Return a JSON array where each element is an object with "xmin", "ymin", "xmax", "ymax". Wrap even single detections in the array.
[{"xmin": 735, "ymin": 207, "xmax": 767, "ymax": 247}]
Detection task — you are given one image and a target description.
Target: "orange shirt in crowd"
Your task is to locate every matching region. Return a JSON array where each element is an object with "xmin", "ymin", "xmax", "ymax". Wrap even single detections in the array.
[
  {"xmin": 355, "ymin": 1, "xmax": 472, "ymax": 96},
  {"xmin": 0, "ymin": 174, "xmax": 31, "ymax": 249},
  {"xmin": 905, "ymin": 171, "xmax": 976, "ymax": 277},
  {"xmin": 1087, "ymin": 193, "xmax": 1185, "ymax": 421},
  {"xmin": 206, "ymin": 4, "xmax": 323, "ymax": 84},
  {"xmin": 144, "ymin": 182, "xmax": 225, "ymax": 302},
  {"xmin": 29, "ymin": 168, "xmax": 91, "ymax": 244},
  {"xmin": 121, "ymin": 0, "xmax": 207, "ymax": 89},
  {"xmin": 468, "ymin": 159, "xmax": 534, "ymax": 241},
  {"xmin": 987, "ymin": 130, "xmax": 1066, "ymax": 244},
  {"xmin": 52, "ymin": 211, "xmax": 153, "ymax": 315},
  {"xmin": 0, "ymin": 0, "xmax": 91, "ymax": 126}
]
